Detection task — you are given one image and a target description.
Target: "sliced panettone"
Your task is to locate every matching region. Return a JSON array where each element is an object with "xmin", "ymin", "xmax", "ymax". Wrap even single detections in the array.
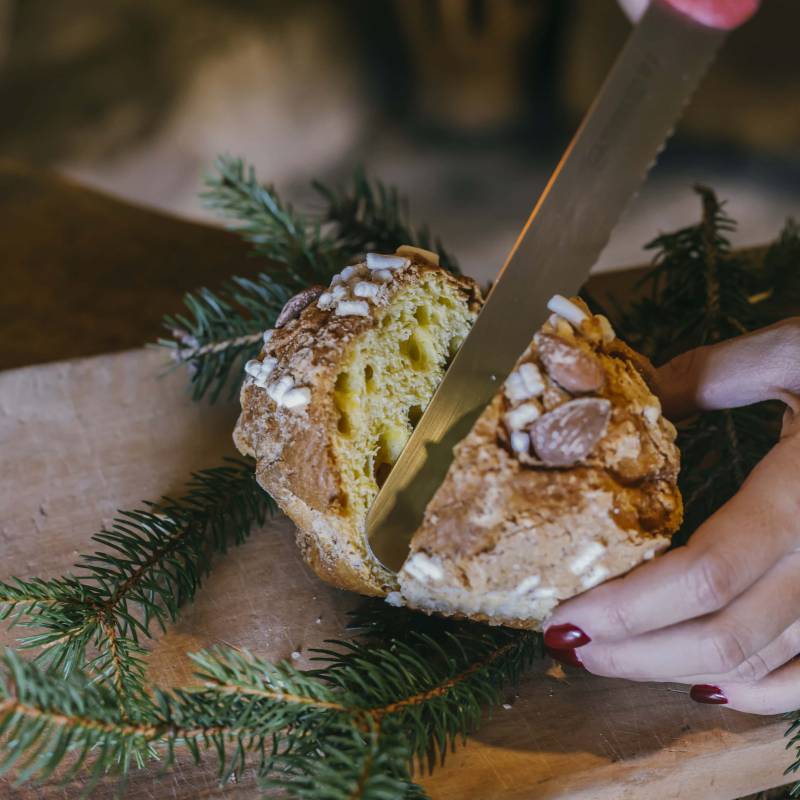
[
  {"xmin": 396, "ymin": 296, "xmax": 682, "ymax": 629},
  {"xmin": 233, "ymin": 246, "xmax": 483, "ymax": 595}
]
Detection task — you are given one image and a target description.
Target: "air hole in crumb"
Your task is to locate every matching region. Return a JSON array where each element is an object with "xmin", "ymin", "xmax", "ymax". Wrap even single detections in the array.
[
  {"xmin": 408, "ymin": 405, "xmax": 423, "ymax": 426},
  {"xmin": 399, "ymin": 334, "xmax": 424, "ymax": 368},
  {"xmin": 438, "ymin": 296, "xmax": 455, "ymax": 308},
  {"xmin": 374, "ymin": 462, "xmax": 392, "ymax": 487},
  {"xmin": 335, "ymin": 372, "xmax": 350, "ymax": 391},
  {"xmin": 362, "ymin": 459, "xmax": 371, "ymax": 477},
  {"xmin": 414, "ymin": 306, "xmax": 430, "ymax": 326},
  {"xmin": 364, "ymin": 363, "xmax": 374, "ymax": 389},
  {"xmin": 337, "ymin": 412, "xmax": 352, "ymax": 436}
]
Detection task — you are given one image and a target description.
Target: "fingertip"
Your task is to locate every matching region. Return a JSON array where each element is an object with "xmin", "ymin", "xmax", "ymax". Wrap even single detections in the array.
[
  {"xmin": 660, "ymin": 0, "xmax": 759, "ymax": 31},
  {"xmin": 543, "ymin": 623, "xmax": 592, "ymax": 650},
  {"xmin": 690, "ymin": 684, "xmax": 728, "ymax": 705},
  {"xmin": 653, "ymin": 349, "xmax": 704, "ymax": 420}
]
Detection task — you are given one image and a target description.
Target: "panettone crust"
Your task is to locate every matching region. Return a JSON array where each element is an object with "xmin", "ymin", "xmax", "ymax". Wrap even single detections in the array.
[{"xmin": 398, "ymin": 300, "xmax": 682, "ymax": 629}]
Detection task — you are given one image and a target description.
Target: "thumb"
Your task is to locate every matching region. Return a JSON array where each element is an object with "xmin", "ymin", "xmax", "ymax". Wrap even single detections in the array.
[{"xmin": 653, "ymin": 318, "xmax": 800, "ymax": 421}]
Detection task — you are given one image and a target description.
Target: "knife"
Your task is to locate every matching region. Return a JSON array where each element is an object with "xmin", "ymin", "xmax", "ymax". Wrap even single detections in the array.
[{"xmin": 367, "ymin": 0, "xmax": 758, "ymax": 572}]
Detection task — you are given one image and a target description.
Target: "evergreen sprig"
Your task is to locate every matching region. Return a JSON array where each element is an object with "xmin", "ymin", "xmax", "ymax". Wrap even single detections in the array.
[
  {"xmin": 161, "ymin": 157, "xmax": 459, "ymax": 403},
  {"xmin": 200, "ymin": 156, "xmax": 333, "ymax": 277},
  {"xmin": 0, "ymin": 460, "xmax": 272, "ymax": 710},
  {"xmin": 615, "ymin": 186, "xmax": 795, "ymax": 540},
  {"xmin": 0, "ymin": 612, "xmax": 536, "ymax": 798},
  {"xmin": 0, "ymin": 650, "xmax": 155, "ymax": 791},
  {"xmin": 314, "ymin": 168, "xmax": 458, "ymax": 273}
]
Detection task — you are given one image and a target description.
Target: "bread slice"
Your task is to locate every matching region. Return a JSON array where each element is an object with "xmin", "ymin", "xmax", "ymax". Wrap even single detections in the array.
[
  {"xmin": 234, "ymin": 252, "xmax": 682, "ymax": 629},
  {"xmin": 233, "ymin": 246, "xmax": 482, "ymax": 595},
  {"xmin": 396, "ymin": 297, "xmax": 682, "ymax": 628}
]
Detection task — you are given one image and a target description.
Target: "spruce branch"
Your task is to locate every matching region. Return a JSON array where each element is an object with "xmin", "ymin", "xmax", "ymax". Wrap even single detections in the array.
[
  {"xmin": 617, "ymin": 186, "xmax": 789, "ymax": 541},
  {"xmin": 313, "ymin": 167, "xmax": 459, "ymax": 273},
  {"xmin": 0, "ymin": 650, "xmax": 157, "ymax": 790},
  {"xmin": 763, "ymin": 217, "xmax": 800, "ymax": 308},
  {"xmin": 200, "ymin": 156, "xmax": 333, "ymax": 278},
  {"xmin": 0, "ymin": 614, "xmax": 535, "ymax": 798},
  {"xmin": 162, "ymin": 156, "xmax": 458, "ymax": 403},
  {"xmin": 160, "ymin": 275, "xmax": 302, "ymax": 403},
  {"xmin": 0, "ymin": 460, "xmax": 272, "ymax": 709}
]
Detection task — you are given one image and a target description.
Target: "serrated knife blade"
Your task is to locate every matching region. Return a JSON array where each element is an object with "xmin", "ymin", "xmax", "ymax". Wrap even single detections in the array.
[{"xmin": 367, "ymin": 0, "xmax": 730, "ymax": 571}]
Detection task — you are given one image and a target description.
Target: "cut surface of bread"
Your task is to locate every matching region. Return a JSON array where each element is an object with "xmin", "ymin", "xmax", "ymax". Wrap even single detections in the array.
[
  {"xmin": 233, "ymin": 246, "xmax": 482, "ymax": 595},
  {"xmin": 396, "ymin": 297, "xmax": 682, "ymax": 629},
  {"xmin": 331, "ymin": 266, "xmax": 474, "ymax": 534}
]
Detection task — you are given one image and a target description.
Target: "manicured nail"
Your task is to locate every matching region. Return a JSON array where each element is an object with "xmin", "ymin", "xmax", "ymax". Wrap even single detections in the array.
[
  {"xmin": 544, "ymin": 623, "xmax": 591, "ymax": 650},
  {"xmin": 546, "ymin": 645, "xmax": 585, "ymax": 670},
  {"xmin": 690, "ymin": 684, "xmax": 728, "ymax": 705}
]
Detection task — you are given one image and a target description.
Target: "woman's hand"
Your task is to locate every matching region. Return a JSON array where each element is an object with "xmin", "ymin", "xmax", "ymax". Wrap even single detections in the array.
[{"xmin": 544, "ymin": 318, "xmax": 800, "ymax": 714}]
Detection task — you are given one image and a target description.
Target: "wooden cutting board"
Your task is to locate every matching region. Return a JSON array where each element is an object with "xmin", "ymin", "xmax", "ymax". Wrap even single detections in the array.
[{"xmin": 0, "ymin": 347, "xmax": 793, "ymax": 800}]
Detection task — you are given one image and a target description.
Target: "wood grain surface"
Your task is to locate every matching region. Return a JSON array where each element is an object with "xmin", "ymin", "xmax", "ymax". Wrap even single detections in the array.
[
  {"xmin": 0, "ymin": 161, "xmax": 254, "ymax": 371},
  {"xmin": 0, "ymin": 348, "xmax": 792, "ymax": 799}
]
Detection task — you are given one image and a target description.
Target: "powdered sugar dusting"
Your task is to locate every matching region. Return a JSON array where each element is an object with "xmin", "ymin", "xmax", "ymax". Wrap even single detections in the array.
[
  {"xmin": 514, "ymin": 575, "xmax": 541, "ymax": 595},
  {"xmin": 404, "ymin": 552, "xmax": 445, "ymax": 583},
  {"xmin": 581, "ymin": 564, "xmax": 610, "ymax": 589},
  {"xmin": 569, "ymin": 541, "xmax": 606, "ymax": 575},
  {"xmin": 385, "ymin": 591, "xmax": 406, "ymax": 607}
]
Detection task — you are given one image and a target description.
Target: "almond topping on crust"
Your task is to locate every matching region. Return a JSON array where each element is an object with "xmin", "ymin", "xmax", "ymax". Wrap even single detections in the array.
[
  {"xmin": 530, "ymin": 397, "xmax": 611, "ymax": 467},
  {"xmin": 535, "ymin": 333, "xmax": 605, "ymax": 394},
  {"xmin": 275, "ymin": 285, "xmax": 325, "ymax": 328},
  {"xmin": 395, "ymin": 244, "xmax": 440, "ymax": 265}
]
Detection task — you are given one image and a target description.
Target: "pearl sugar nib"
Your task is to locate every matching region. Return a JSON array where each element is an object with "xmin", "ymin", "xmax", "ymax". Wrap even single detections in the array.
[
  {"xmin": 366, "ymin": 252, "xmax": 408, "ymax": 271},
  {"xmin": 546, "ymin": 294, "xmax": 588, "ymax": 327}
]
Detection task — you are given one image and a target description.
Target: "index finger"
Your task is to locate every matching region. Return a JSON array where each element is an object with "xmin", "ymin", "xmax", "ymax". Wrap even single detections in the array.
[
  {"xmin": 545, "ymin": 431, "xmax": 800, "ymax": 644},
  {"xmin": 655, "ymin": 318, "xmax": 800, "ymax": 420}
]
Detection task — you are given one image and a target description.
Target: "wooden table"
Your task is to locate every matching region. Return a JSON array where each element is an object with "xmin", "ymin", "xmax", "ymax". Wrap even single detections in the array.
[{"xmin": 0, "ymin": 166, "xmax": 792, "ymax": 798}]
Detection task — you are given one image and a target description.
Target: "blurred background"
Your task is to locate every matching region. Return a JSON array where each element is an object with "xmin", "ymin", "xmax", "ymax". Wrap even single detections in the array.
[{"xmin": 1, "ymin": 0, "xmax": 799, "ymax": 282}]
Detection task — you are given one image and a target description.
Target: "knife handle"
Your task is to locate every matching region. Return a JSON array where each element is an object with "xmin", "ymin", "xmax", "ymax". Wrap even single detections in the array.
[{"xmin": 657, "ymin": 0, "xmax": 759, "ymax": 30}]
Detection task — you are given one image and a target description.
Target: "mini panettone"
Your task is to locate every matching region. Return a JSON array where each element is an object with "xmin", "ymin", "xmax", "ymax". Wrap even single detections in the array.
[
  {"xmin": 397, "ymin": 295, "xmax": 682, "ymax": 629},
  {"xmin": 234, "ymin": 252, "xmax": 682, "ymax": 629}
]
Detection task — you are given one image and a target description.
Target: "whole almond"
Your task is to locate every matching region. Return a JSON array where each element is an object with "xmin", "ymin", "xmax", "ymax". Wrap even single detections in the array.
[
  {"xmin": 530, "ymin": 397, "xmax": 611, "ymax": 467},
  {"xmin": 275, "ymin": 285, "xmax": 325, "ymax": 328},
  {"xmin": 535, "ymin": 333, "xmax": 605, "ymax": 394}
]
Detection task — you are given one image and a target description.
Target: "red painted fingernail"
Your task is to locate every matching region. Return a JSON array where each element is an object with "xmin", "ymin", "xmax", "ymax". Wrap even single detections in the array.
[
  {"xmin": 690, "ymin": 685, "xmax": 728, "ymax": 705},
  {"xmin": 544, "ymin": 624, "xmax": 591, "ymax": 650},
  {"xmin": 546, "ymin": 645, "xmax": 585, "ymax": 670}
]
